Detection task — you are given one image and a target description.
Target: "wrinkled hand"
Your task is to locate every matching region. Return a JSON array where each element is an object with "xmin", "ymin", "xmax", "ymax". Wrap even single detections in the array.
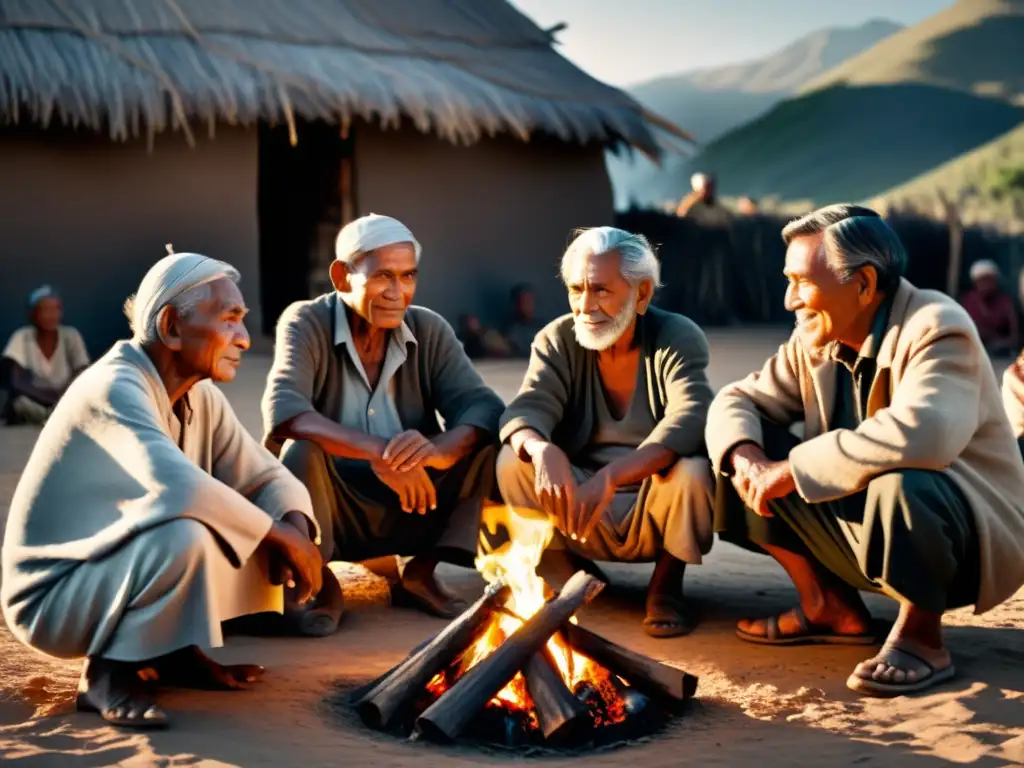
[
  {"xmin": 730, "ymin": 444, "xmax": 796, "ymax": 517},
  {"xmin": 373, "ymin": 461, "xmax": 438, "ymax": 514},
  {"xmin": 570, "ymin": 470, "xmax": 615, "ymax": 544},
  {"xmin": 381, "ymin": 430, "xmax": 441, "ymax": 472},
  {"xmin": 532, "ymin": 443, "xmax": 577, "ymax": 531},
  {"xmin": 264, "ymin": 521, "xmax": 323, "ymax": 604}
]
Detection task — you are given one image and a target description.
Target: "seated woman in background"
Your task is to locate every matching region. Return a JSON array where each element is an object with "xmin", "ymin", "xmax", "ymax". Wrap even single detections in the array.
[{"xmin": 2, "ymin": 285, "xmax": 90, "ymax": 425}]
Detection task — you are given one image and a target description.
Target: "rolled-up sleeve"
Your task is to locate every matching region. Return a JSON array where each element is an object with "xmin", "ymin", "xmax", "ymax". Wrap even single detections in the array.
[
  {"xmin": 426, "ymin": 315, "xmax": 504, "ymax": 435},
  {"xmin": 261, "ymin": 302, "xmax": 321, "ymax": 443}
]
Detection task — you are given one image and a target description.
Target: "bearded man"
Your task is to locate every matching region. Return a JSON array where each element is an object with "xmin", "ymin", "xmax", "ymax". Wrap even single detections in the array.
[
  {"xmin": 496, "ymin": 227, "xmax": 715, "ymax": 637},
  {"xmin": 263, "ymin": 214, "xmax": 505, "ymax": 631},
  {"xmin": 1, "ymin": 252, "xmax": 323, "ymax": 728},
  {"xmin": 707, "ymin": 204, "xmax": 1024, "ymax": 696}
]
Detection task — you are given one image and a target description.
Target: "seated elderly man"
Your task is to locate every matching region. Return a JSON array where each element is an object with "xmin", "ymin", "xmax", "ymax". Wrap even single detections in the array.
[
  {"xmin": 263, "ymin": 214, "xmax": 505, "ymax": 632},
  {"xmin": 707, "ymin": 204, "xmax": 1024, "ymax": 696},
  {"xmin": 496, "ymin": 227, "xmax": 715, "ymax": 638},
  {"xmin": 2, "ymin": 284, "xmax": 90, "ymax": 424},
  {"xmin": 1, "ymin": 252, "xmax": 323, "ymax": 728},
  {"xmin": 1002, "ymin": 348, "xmax": 1024, "ymax": 456}
]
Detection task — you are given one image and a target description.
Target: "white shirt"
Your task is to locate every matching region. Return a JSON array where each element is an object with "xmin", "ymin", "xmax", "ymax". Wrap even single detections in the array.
[{"xmin": 2, "ymin": 325, "xmax": 89, "ymax": 391}]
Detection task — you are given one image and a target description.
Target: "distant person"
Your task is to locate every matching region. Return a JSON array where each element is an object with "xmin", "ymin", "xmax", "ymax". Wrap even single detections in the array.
[
  {"xmin": 960, "ymin": 259, "xmax": 1018, "ymax": 356},
  {"xmin": 2, "ymin": 285, "xmax": 90, "ymax": 425},
  {"xmin": 675, "ymin": 172, "xmax": 731, "ymax": 227},
  {"xmin": 506, "ymin": 283, "xmax": 544, "ymax": 357},
  {"xmin": 497, "ymin": 227, "xmax": 715, "ymax": 638},
  {"xmin": 737, "ymin": 197, "xmax": 760, "ymax": 215},
  {"xmin": 1002, "ymin": 347, "xmax": 1024, "ymax": 457},
  {"xmin": 457, "ymin": 313, "xmax": 512, "ymax": 359},
  {"xmin": 708, "ymin": 204, "xmax": 1024, "ymax": 697}
]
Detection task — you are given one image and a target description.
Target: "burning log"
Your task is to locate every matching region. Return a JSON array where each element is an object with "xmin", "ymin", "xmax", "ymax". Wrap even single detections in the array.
[
  {"xmin": 562, "ymin": 622, "xmax": 698, "ymax": 704},
  {"xmin": 355, "ymin": 580, "xmax": 509, "ymax": 729},
  {"xmin": 523, "ymin": 645, "xmax": 590, "ymax": 743},
  {"xmin": 414, "ymin": 571, "xmax": 605, "ymax": 743}
]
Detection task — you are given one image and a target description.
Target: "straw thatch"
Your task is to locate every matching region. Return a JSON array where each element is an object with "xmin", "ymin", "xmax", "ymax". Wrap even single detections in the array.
[{"xmin": 0, "ymin": 0, "xmax": 682, "ymax": 156}]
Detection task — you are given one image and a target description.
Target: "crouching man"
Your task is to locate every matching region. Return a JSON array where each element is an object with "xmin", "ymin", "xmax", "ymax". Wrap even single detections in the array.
[
  {"xmin": 497, "ymin": 227, "xmax": 715, "ymax": 637},
  {"xmin": 1, "ymin": 252, "xmax": 323, "ymax": 728},
  {"xmin": 707, "ymin": 204, "xmax": 1024, "ymax": 696}
]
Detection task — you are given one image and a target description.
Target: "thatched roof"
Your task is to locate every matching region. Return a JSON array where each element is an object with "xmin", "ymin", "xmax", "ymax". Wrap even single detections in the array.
[{"xmin": 0, "ymin": 0, "xmax": 689, "ymax": 157}]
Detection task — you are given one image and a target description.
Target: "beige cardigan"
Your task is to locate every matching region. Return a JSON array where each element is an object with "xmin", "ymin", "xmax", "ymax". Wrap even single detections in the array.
[
  {"xmin": 1002, "ymin": 363, "xmax": 1024, "ymax": 438},
  {"xmin": 706, "ymin": 279, "xmax": 1024, "ymax": 614}
]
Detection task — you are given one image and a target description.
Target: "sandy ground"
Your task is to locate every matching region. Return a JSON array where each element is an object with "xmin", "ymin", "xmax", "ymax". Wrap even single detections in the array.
[{"xmin": 2, "ymin": 328, "xmax": 1024, "ymax": 767}]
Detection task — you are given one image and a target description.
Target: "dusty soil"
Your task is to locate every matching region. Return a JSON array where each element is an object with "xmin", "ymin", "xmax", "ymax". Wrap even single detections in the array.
[{"xmin": 2, "ymin": 329, "xmax": 1023, "ymax": 767}]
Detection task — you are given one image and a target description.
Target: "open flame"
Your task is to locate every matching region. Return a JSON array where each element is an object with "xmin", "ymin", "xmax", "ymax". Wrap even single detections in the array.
[{"xmin": 426, "ymin": 504, "xmax": 627, "ymax": 727}]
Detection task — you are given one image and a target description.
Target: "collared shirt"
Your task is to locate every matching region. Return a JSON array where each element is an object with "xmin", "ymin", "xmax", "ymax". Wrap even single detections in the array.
[
  {"xmin": 831, "ymin": 298, "xmax": 893, "ymax": 430},
  {"xmin": 333, "ymin": 302, "xmax": 416, "ymax": 440}
]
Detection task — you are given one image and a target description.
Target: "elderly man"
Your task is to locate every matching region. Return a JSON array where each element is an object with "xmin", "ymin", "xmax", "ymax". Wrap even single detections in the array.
[
  {"xmin": 960, "ymin": 259, "xmax": 1018, "ymax": 356},
  {"xmin": 263, "ymin": 213, "xmax": 505, "ymax": 631},
  {"xmin": 496, "ymin": 227, "xmax": 715, "ymax": 637},
  {"xmin": 1, "ymin": 252, "xmax": 323, "ymax": 728},
  {"xmin": 708, "ymin": 204, "xmax": 1024, "ymax": 696}
]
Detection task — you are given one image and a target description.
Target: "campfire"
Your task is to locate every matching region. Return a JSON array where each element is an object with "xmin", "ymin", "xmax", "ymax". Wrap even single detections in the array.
[{"xmin": 351, "ymin": 505, "xmax": 698, "ymax": 749}]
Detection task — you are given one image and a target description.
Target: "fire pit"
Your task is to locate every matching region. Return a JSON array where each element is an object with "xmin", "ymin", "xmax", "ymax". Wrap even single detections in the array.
[{"xmin": 349, "ymin": 506, "xmax": 698, "ymax": 750}]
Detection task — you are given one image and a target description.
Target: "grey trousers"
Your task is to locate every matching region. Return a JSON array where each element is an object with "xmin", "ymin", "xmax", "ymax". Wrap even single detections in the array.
[
  {"xmin": 14, "ymin": 519, "xmax": 279, "ymax": 662},
  {"xmin": 280, "ymin": 439, "xmax": 497, "ymax": 567},
  {"xmin": 496, "ymin": 444, "xmax": 715, "ymax": 564},
  {"xmin": 715, "ymin": 420, "xmax": 981, "ymax": 613}
]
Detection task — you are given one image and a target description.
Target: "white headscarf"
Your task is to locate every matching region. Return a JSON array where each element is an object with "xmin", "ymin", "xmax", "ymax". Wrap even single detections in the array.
[
  {"xmin": 335, "ymin": 213, "xmax": 421, "ymax": 265},
  {"xmin": 970, "ymin": 259, "xmax": 1000, "ymax": 282},
  {"xmin": 129, "ymin": 251, "xmax": 239, "ymax": 342}
]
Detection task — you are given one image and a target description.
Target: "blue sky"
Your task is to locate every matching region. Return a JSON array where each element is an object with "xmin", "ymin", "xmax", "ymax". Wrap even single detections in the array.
[{"xmin": 509, "ymin": 0, "xmax": 955, "ymax": 87}]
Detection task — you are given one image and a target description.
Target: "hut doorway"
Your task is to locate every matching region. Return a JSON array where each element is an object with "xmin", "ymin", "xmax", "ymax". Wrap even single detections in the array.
[{"xmin": 257, "ymin": 119, "xmax": 355, "ymax": 335}]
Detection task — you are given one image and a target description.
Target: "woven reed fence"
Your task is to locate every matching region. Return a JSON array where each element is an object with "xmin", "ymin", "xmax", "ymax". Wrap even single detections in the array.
[{"xmin": 615, "ymin": 207, "xmax": 1024, "ymax": 327}]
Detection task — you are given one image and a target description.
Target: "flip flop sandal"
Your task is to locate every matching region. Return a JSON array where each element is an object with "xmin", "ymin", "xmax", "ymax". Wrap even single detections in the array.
[
  {"xmin": 643, "ymin": 595, "xmax": 697, "ymax": 638},
  {"xmin": 846, "ymin": 644, "xmax": 956, "ymax": 697},
  {"xmin": 736, "ymin": 606, "xmax": 876, "ymax": 646},
  {"xmin": 391, "ymin": 581, "xmax": 468, "ymax": 619},
  {"xmin": 77, "ymin": 669, "xmax": 169, "ymax": 730}
]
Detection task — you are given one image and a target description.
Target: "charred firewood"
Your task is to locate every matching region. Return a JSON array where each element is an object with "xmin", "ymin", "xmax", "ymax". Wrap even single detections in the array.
[
  {"xmin": 414, "ymin": 571, "xmax": 605, "ymax": 743},
  {"xmin": 355, "ymin": 579, "xmax": 509, "ymax": 729},
  {"xmin": 523, "ymin": 645, "xmax": 590, "ymax": 743}
]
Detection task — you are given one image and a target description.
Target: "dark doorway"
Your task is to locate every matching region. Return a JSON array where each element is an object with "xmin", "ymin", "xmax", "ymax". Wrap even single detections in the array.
[{"xmin": 257, "ymin": 119, "xmax": 354, "ymax": 335}]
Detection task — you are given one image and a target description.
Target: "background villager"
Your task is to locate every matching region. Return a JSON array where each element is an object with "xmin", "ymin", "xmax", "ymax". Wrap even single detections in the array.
[
  {"xmin": 706, "ymin": 204, "xmax": 1024, "ymax": 696},
  {"xmin": 505, "ymin": 283, "xmax": 545, "ymax": 357},
  {"xmin": 497, "ymin": 226, "xmax": 715, "ymax": 638},
  {"xmin": 1, "ymin": 252, "xmax": 323, "ymax": 729},
  {"xmin": 959, "ymin": 258, "xmax": 1019, "ymax": 356},
  {"xmin": 1, "ymin": 285, "xmax": 89, "ymax": 424},
  {"xmin": 263, "ymin": 214, "xmax": 505, "ymax": 630}
]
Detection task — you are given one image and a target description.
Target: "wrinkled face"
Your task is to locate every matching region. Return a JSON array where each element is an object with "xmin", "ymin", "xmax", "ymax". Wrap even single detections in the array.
[
  {"xmin": 169, "ymin": 278, "xmax": 250, "ymax": 383},
  {"xmin": 565, "ymin": 249, "xmax": 644, "ymax": 351},
  {"xmin": 32, "ymin": 296, "xmax": 63, "ymax": 332},
  {"xmin": 334, "ymin": 243, "xmax": 418, "ymax": 329},
  {"xmin": 784, "ymin": 232, "xmax": 874, "ymax": 350}
]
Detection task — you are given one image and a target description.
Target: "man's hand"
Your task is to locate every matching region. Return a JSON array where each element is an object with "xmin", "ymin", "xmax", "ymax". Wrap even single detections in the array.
[
  {"xmin": 372, "ymin": 461, "xmax": 438, "ymax": 514},
  {"xmin": 571, "ymin": 469, "xmax": 616, "ymax": 544},
  {"xmin": 531, "ymin": 443, "xmax": 577, "ymax": 531},
  {"xmin": 381, "ymin": 430, "xmax": 440, "ymax": 472},
  {"xmin": 263, "ymin": 521, "xmax": 323, "ymax": 604},
  {"xmin": 730, "ymin": 443, "xmax": 796, "ymax": 517}
]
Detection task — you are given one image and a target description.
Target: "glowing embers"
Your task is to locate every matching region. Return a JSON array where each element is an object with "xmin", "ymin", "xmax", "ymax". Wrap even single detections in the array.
[{"xmin": 352, "ymin": 506, "xmax": 697, "ymax": 750}]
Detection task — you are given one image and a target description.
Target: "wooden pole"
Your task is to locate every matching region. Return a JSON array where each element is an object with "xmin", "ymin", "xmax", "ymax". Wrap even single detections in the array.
[
  {"xmin": 562, "ymin": 622, "xmax": 698, "ymax": 703},
  {"xmin": 414, "ymin": 571, "xmax": 605, "ymax": 743},
  {"xmin": 355, "ymin": 580, "xmax": 508, "ymax": 730}
]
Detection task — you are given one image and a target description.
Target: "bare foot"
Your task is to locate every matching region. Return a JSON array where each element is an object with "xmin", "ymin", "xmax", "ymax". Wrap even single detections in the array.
[
  {"xmin": 145, "ymin": 646, "xmax": 264, "ymax": 690},
  {"xmin": 284, "ymin": 565, "xmax": 346, "ymax": 637},
  {"xmin": 76, "ymin": 657, "xmax": 168, "ymax": 729}
]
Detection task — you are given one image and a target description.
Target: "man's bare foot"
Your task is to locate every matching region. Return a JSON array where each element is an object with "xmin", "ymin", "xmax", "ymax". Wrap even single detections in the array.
[
  {"xmin": 145, "ymin": 646, "xmax": 265, "ymax": 690},
  {"xmin": 392, "ymin": 556, "xmax": 467, "ymax": 618},
  {"xmin": 76, "ymin": 657, "xmax": 168, "ymax": 729},
  {"xmin": 284, "ymin": 565, "xmax": 346, "ymax": 637},
  {"xmin": 847, "ymin": 604, "xmax": 954, "ymax": 696}
]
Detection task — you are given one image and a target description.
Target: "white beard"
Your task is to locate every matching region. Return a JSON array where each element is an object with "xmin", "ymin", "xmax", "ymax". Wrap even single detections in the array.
[{"xmin": 573, "ymin": 292, "xmax": 638, "ymax": 351}]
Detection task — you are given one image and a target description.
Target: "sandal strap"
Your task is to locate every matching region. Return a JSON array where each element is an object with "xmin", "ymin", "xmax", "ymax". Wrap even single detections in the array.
[{"xmin": 877, "ymin": 642, "xmax": 939, "ymax": 674}]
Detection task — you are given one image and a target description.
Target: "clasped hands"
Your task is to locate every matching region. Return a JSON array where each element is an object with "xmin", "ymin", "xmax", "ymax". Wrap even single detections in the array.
[
  {"xmin": 728, "ymin": 443, "xmax": 796, "ymax": 517},
  {"xmin": 371, "ymin": 429, "xmax": 447, "ymax": 515},
  {"xmin": 530, "ymin": 443, "xmax": 615, "ymax": 544}
]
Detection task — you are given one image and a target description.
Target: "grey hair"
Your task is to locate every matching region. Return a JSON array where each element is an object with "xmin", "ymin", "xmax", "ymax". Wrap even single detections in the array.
[
  {"xmin": 781, "ymin": 203, "xmax": 907, "ymax": 293},
  {"xmin": 124, "ymin": 270, "xmax": 240, "ymax": 344},
  {"xmin": 560, "ymin": 226, "xmax": 663, "ymax": 289}
]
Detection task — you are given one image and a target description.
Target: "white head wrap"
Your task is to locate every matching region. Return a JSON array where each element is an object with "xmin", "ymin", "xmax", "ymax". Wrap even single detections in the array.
[
  {"xmin": 334, "ymin": 213, "xmax": 421, "ymax": 266},
  {"xmin": 970, "ymin": 259, "xmax": 1000, "ymax": 282},
  {"xmin": 129, "ymin": 251, "xmax": 240, "ymax": 342}
]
